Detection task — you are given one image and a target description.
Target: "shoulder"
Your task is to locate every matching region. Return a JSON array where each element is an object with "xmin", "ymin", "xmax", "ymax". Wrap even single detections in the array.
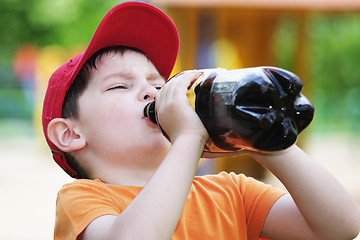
[
  {"xmin": 57, "ymin": 179, "xmax": 142, "ymax": 212},
  {"xmin": 193, "ymin": 172, "xmax": 286, "ymax": 239},
  {"xmin": 56, "ymin": 179, "xmax": 118, "ymax": 213},
  {"xmin": 60, "ymin": 178, "xmax": 103, "ymax": 190},
  {"xmin": 59, "ymin": 179, "xmax": 142, "ymax": 196},
  {"xmin": 54, "ymin": 179, "xmax": 119, "ymax": 240},
  {"xmin": 193, "ymin": 171, "xmax": 267, "ymax": 191},
  {"xmin": 57, "ymin": 179, "xmax": 111, "ymax": 201},
  {"xmin": 192, "ymin": 172, "xmax": 285, "ymax": 208}
]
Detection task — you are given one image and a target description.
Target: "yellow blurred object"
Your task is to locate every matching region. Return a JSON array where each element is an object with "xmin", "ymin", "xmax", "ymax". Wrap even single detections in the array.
[{"xmin": 212, "ymin": 39, "xmax": 243, "ymax": 69}]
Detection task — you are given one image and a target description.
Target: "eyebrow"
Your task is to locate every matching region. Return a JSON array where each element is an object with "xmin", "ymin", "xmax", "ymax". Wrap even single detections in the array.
[
  {"xmin": 102, "ymin": 72, "xmax": 164, "ymax": 83},
  {"xmin": 147, "ymin": 72, "xmax": 165, "ymax": 82},
  {"xmin": 102, "ymin": 72, "xmax": 133, "ymax": 82}
]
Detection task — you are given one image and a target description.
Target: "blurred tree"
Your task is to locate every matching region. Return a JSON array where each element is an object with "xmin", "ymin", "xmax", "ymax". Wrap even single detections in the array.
[
  {"xmin": 273, "ymin": 13, "xmax": 360, "ymax": 133},
  {"xmin": 0, "ymin": 0, "xmax": 122, "ymax": 118},
  {"xmin": 272, "ymin": 17, "xmax": 298, "ymax": 72},
  {"xmin": 0, "ymin": 0, "xmax": 122, "ymax": 61},
  {"xmin": 309, "ymin": 14, "xmax": 360, "ymax": 132}
]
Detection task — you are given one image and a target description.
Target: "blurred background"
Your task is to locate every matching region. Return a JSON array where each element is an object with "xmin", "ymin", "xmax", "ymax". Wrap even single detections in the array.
[{"xmin": 1, "ymin": 0, "xmax": 360, "ymax": 239}]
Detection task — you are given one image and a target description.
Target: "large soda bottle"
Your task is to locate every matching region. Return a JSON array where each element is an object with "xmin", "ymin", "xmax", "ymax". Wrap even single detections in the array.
[{"xmin": 144, "ymin": 67, "xmax": 314, "ymax": 155}]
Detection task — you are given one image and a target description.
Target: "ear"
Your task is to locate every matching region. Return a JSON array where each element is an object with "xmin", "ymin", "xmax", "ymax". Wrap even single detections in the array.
[{"xmin": 47, "ymin": 118, "xmax": 86, "ymax": 152}]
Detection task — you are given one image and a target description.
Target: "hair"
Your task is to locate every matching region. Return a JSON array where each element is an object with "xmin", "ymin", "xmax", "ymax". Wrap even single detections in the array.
[{"xmin": 61, "ymin": 46, "xmax": 146, "ymax": 179}]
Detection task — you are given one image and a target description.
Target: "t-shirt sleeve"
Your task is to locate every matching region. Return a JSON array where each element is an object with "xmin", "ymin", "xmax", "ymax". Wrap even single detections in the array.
[
  {"xmin": 54, "ymin": 180, "xmax": 122, "ymax": 240},
  {"xmin": 227, "ymin": 172, "xmax": 287, "ymax": 239}
]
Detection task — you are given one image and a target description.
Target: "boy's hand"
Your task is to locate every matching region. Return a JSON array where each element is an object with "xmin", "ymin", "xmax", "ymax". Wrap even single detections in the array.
[{"xmin": 155, "ymin": 71, "xmax": 209, "ymax": 143}]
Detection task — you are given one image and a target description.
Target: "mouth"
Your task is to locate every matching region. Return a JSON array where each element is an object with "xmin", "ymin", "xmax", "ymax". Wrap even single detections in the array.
[{"xmin": 144, "ymin": 116, "xmax": 159, "ymax": 128}]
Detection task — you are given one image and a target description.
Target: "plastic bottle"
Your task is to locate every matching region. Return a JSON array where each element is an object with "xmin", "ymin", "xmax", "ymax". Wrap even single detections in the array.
[{"xmin": 144, "ymin": 67, "xmax": 314, "ymax": 155}]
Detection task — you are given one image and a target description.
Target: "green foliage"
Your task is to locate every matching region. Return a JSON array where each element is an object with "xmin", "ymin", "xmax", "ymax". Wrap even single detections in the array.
[
  {"xmin": 272, "ymin": 17, "xmax": 297, "ymax": 72},
  {"xmin": 0, "ymin": 0, "xmax": 122, "ymax": 61},
  {"xmin": 309, "ymin": 14, "xmax": 360, "ymax": 132},
  {"xmin": 309, "ymin": 14, "xmax": 360, "ymax": 89},
  {"xmin": 0, "ymin": 0, "xmax": 122, "ymax": 118},
  {"xmin": 274, "ymin": 13, "xmax": 360, "ymax": 133}
]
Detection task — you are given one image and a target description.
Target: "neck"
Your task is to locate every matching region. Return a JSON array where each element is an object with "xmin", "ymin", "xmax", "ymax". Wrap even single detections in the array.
[
  {"xmin": 86, "ymin": 152, "xmax": 167, "ymax": 186},
  {"xmin": 76, "ymin": 143, "xmax": 169, "ymax": 186},
  {"xmin": 95, "ymin": 166, "xmax": 157, "ymax": 186}
]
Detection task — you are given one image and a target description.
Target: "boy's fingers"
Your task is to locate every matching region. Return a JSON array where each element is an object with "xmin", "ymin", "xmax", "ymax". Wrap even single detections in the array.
[
  {"xmin": 169, "ymin": 70, "xmax": 202, "ymax": 88},
  {"xmin": 159, "ymin": 72, "xmax": 188, "ymax": 100},
  {"xmin": 188, "ymin": 71, "xmax": 203, "ymax": 89},
  {"xmin": 174, "ymin": 71, "xmax": 202, "ymax": 98},
  {"xmin": 156, "ymin": 70, "xmax": 203, "ymax": 113}
]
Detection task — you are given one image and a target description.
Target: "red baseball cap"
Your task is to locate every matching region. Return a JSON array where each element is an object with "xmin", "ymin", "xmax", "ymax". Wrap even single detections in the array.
[{"xmin": 42, "ymin": 1, "xmax": 179, "ymax": 178}]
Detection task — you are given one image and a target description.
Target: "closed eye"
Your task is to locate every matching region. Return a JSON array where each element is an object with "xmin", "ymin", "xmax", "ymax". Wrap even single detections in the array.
[{"xmin": 107, "ymin": 84, "xmax": 127, "ymax": 91}]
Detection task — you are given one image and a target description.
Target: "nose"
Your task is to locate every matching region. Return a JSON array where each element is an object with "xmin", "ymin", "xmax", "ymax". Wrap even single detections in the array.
[{"xmin": 139, "ymin": 83, "xmax": 158, "ymax": 101}]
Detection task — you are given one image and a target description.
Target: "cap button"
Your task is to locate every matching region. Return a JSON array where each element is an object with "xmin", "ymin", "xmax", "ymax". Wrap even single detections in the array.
[{"xmin": 67, "ymin": 58, "xmax": 75, "ymax": 66}]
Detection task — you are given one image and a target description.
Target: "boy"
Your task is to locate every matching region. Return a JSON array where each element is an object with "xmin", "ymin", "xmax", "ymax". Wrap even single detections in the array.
[{"xmin": 42, "ymin": 1, "xmax": 360, "ymax": 239}]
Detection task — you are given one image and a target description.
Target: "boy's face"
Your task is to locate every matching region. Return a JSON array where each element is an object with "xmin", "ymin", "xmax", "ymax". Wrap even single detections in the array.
[{"xmin": 74, "ymin": 50, "xmax": 170, "ymax": 169}]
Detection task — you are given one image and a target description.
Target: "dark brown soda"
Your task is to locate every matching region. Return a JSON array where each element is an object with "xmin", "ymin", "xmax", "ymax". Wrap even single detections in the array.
[{"xmin": 144, "ymin": 67, "xmax": 314, "ymax": 152}]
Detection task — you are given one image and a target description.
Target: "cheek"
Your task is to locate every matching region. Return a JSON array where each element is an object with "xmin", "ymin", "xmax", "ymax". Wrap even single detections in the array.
[
  {"xmin": 81, "ymin": 110, "xmax": 137, "ymax": 155},
  {"xmin": 99, "ymin": 104, "xmax": 140, "ymax": 139}
]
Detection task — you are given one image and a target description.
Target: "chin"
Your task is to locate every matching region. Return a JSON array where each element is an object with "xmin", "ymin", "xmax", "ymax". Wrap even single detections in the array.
[
  {"xmin": 150, "ymin": 137, "xmax": 171, "ymax": 153},
  {"xmin": 154, "ymin": 138, "xmax": 171, "ymax": 151}
]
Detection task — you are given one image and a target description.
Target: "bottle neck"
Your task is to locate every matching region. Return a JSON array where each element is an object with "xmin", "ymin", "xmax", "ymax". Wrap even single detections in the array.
[{"xmin": 144, "ymin": 101, "xmax": 157, "ymax": 124}]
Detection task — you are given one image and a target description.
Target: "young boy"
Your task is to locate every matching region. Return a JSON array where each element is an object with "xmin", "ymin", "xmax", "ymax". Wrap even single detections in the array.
[{"xmin": 42, "ymin": 2, "xmax": 360, "ymax": 240}]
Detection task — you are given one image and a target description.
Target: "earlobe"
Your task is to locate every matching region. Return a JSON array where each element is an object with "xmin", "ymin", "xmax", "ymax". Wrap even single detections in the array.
[{"xmin": 47, "ymin": 118, "xmax": 86, "ymax": 152}]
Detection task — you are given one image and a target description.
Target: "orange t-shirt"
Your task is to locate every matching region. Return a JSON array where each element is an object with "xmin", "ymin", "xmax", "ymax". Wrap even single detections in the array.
[{"xmin": 54, "ymin": 172, "xmax": 286, "ymax": 240}]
